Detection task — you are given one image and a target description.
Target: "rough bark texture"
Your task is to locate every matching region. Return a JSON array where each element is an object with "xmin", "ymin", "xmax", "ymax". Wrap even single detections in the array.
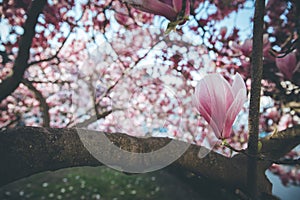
[
  {"xmin": 0, "ymin": 125, "xmax": 299, "ymax": 197},
  {"xmin": 247, "ymin": 0, "xmax": 265, "ymax": 197}
]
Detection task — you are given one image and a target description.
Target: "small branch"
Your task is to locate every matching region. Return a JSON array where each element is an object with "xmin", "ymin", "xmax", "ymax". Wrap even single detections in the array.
[
  {"xmin": 268, "ymin": 34, "xmax": 298, "ymax": 58},
  {"xmin": 291, "ymin": 0, "xmax": 300, "ymax": 53},
  {"xmin": 21, "ymin": 78, "xmax": 50, "ymax": 127},
  {"xmin": 27, "ymin": 27, "xmax": 71, "ymax": 67},
  {"xmin": 222, "ymin": 128, "xmax": 300, "ymax": 166},
  {"xmin": 100, "ymin": 34, "xmax": 165, "ymax": 98},
  {"xmin": 88, "ymin": 80, "xmax": 100, "ymax": 123},
  {"xmin": 273, "ymin": 158, "xmax": 300, "ymax": 166},
  {"xmin": 25, "ymin": 79, "xmax": 71, "ymax": 84},
  {"xmin": 75, "ymin": 110, "xmax": 113, "ymax": 128},
  {"xmin": 28, "ymin": 5, "xmax": 87, "ymax": 67},
  {"xmin": 247, "ymin": 0, "xmax": 265, "ymax": 198},
  {"xmin": 0, "ymin": 0, "xmax": 47, "ymax": 103}
]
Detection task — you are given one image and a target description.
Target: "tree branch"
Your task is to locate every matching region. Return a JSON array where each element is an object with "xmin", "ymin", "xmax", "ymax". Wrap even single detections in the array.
[
  {"xmin": 0, "ymin": 0, "xmax": 47, "ymax": 103},
  {"xmin": 260, "ymin": 125, "xmax": 300, "ymax": 161},
  {"xmin": 247, "ymin": 0, "xmax": 265, "ymax": 198},
  {"xmin": 1, "ymin": 126, "xmax": 299, "ymax": 196},
  {"xmin": 21, "ymin": 79, "xmax": 50, "ymax": 127},
  {"xmin": 74, "ymin": 110, "xmax": 113, "ymax": 128},
  {"xmin": 273, "ymin": 158, "xmax": 300, "ymax": 165},
  {"xmin": 27, "ymin": 21, "xmax": 74, "ymax": 67}
]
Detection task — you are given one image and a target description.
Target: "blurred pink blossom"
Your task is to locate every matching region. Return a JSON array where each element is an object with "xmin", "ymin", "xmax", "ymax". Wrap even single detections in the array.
[
  {"xmin": 114, "ymin": 8, "xmax": 136, "ymax": 29},
  {"xmin": 123, "ymin": 0, "xmax": 190, "ymax": 21},
  {"xmin": 275, "ymin": 51, "xmax": 299, "ymax": 80},
  {"xmin": 278, "ymin": 114, "xmax": 293, "ymax": 131},
  {"xmin": 219, "ymin": 26, "xmax": 227, "ymax": 39},
  {"xmin": 193, "ymin": 73, "xmax": 247, "ymax": 139},
  {"xmin": 265, "ymin": 107, "xmax": 279, "ymax": 121},
  {"xmin": 229, "ymin": 34, "xmax": 271, "ymax": 58}
]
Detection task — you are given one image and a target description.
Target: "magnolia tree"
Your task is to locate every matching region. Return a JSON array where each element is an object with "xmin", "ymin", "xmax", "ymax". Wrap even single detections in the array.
[{"xmin": 0, "ymin": 0, "xmax": 300, "ymax": 199}]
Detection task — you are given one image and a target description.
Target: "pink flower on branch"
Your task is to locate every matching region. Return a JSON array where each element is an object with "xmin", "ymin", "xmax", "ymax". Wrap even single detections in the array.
[
  {"xmin": 122, "ymin": 0, "xmax": 190, "ymax": 22},
  {"xmin": 114, "ymin": 9, "xmax": 136, "ymax": 29},
  {"xmin": 229, "ymin": 34, "xmax": 271, "ymax": 58},
  {"xmin": 193, "ymin": 73, "xmax": 247, "ymax": 139}
]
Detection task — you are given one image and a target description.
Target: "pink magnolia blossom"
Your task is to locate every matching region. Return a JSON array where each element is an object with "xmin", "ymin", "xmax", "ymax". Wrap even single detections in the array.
[
  {"xmin": 115, "ymin": 9, "xmax": 136, "ymax": 29},
  {"xmin": 230, "ymin": 34, "xmax": 271, "ymax": 58},
  {"xmin": 193, "ymin": 73, "xmax": 247, "ymax": 139},
  {"xmin": 123, "ymin": 0, "xmax": 190, "ymax": 22},
  {"xmin": 278, "ymin": 114, "xmax": 293, "ymax": 131},
  {"xmin": 275, "ymin": 51, "xmax": 299, "ymax": 80}
]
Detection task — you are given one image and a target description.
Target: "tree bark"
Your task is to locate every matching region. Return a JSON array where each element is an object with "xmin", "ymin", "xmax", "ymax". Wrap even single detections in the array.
[
  {"xmin": 0, "ymin": 0, "xmax": 47, "ymax": 102},
  {"xmin": 247, "ymin": 0, "xmax": 266, "ymax": 198},
  {"xmin": 0, "ymin": 126, "xmax": 299, "ymax": 197}
]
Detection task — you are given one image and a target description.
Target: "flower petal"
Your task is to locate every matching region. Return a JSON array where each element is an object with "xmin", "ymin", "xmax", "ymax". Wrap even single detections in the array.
[
  {"xmin": 124, "ymin": 0, "xmax": 177, "ymax": 21},
  {"xmin": 222, "ymin": 89, "xmax": 247, "ymax": 138},
  {"xmin": 276, "ymin": 51, "xmax": 297, "ymax": 79},
  {"xmin": 172, "ymin": 0, "xmax": 182, "ymax": 12},
  {"xmin": 204, "ymin": 74, "xmax": 233, "ymax": 128},
  {"xmin": 184, "ymin": 0, "xmax": 190, "ymax": 16},
  {"xmin": 231, "ymin": 73, "xmax": 247, "ymax": 98},
  {"xmin": 193, "ymin": 78, "xmax": 212, "ymax": 123}
]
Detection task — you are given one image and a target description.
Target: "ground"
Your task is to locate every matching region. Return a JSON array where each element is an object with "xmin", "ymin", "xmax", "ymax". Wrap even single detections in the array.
[{"xmin": 0, "ymin": 166, "xmax": 216, "ymax": 200}]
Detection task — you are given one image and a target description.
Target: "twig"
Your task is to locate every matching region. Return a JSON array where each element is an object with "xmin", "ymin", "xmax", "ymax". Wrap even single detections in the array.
[
  {"xmin": 75, "ymin": 110, "xmax": 113, "ymax": 128},
  {"xmin": 28, "ymin": 6, "xmax": 87, "ymax": 67},
  {"xmin": 21, "ymin": 78, "xmax": 50, "ymax": 127},
  {"xmin": 222, "ymin": 139, "xmax": 300, "ymax": 166},
  {"xmin": 25, "ymin": 80, "xmax": 71, "ymax": 84}
]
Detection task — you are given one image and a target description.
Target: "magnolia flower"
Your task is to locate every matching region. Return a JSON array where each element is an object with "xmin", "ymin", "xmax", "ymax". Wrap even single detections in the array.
[
  {"xmin": 115, "ymin": 9, "xmax": 136, "ymax": 29},
  {"xmin": 275, "ymin": 51, "xmax": 299, "ymax": 80},
  {"xmin": 229, "ymin": 34, "xmax": 271, "ymax": 58},
  {"xmin": 123, "ymin": 0, "xmax": 190, "ymax": 22},
  {"xmin": 278, "ymin": 114, "xmax": 293, "ymax": 131},
  {"xmin": 193, "ymin": 73, "xmax": 247, "ymax": 139}
]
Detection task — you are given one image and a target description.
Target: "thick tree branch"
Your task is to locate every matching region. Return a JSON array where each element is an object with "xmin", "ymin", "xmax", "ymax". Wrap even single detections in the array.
[
  {"xmin": 0, "ymin": 0, "xmax": 47, "ymax": 103},
  {"xmin": 247, "ymin": 0, "xmax": 265, "ymax": 197},
  {"xmin": 260, "ymin": 125, "xmax": 300, "ymax": 161},
  {"xmin": 1, "ymin": 126, "xmax": 299, "ymax": 196}
]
